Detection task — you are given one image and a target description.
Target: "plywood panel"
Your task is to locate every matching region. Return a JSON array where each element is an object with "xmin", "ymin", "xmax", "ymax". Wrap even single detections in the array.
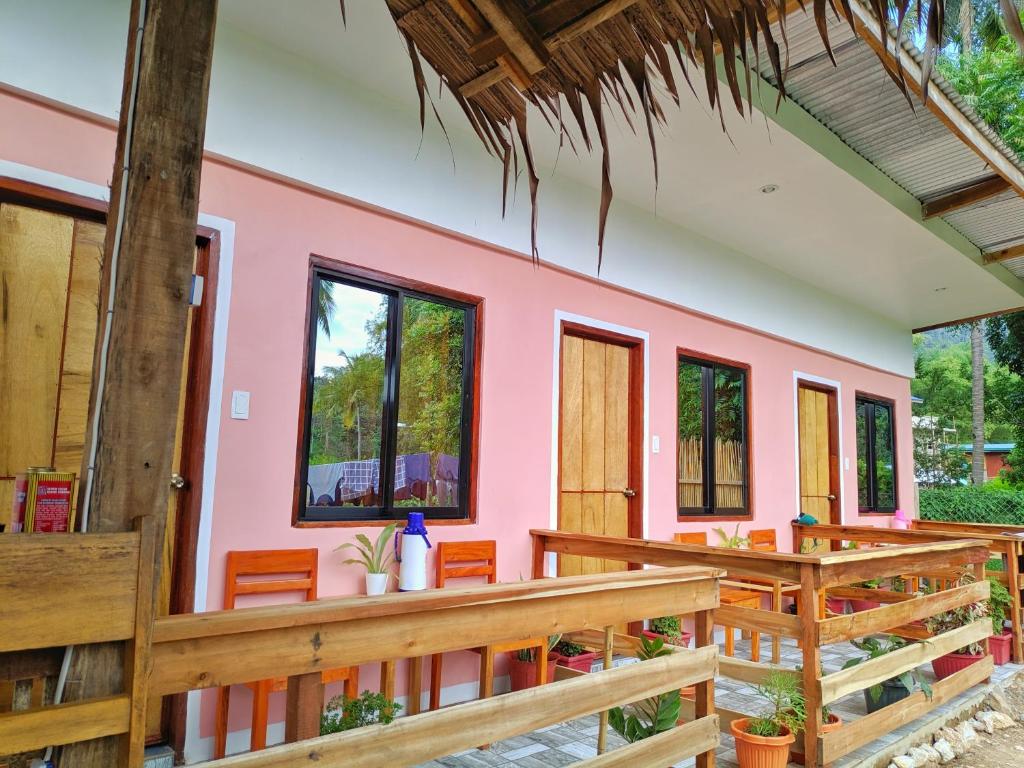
[
  {"xmin": 559, "ymin": 492, "xmax": 583, "ymax": 577},
  {"xmin": 560, "ymin": 335, "xmax": 583, "ymax": 492},
  {"xmin": 603, "ymin": 493, "xmax": 628, "ymax": 573},
  {"xmin": 53, "ymin": 220, "xmax": 104, "ymax": 476},
  {"xmin": 0, "ymin": 478, "xmax": 13, "ymax": 531},
  {"xmin": 0, "ymin": 204, "xmax": 73, "ymax": 476},
  {"xmin": 581, "ymin": 339, "xmax": 605, "ymax": 492},
  {"xmin": 581, "ymin": 492, "xmax": 605, "ymax": 575},
  {"xmin": 604, "ymin": 344, "xmax": 629, "ymax": 491},
  {"xmin": 815, "ymin": 390, "xmax": 830, "ymax": 498}
]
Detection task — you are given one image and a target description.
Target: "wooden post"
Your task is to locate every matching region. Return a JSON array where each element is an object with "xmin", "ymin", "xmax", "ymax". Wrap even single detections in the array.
[
  {"xmin": 596, "ymin": 624, "xmax": 613, "ymax": 754},
  {"xmin": 380, "ymin": 660, "xmax": 396, "ymax": 701},
  {"xmin": 694, "ymin": 606, "xmax": 715, "ymax": 768},
  {"xmin": 532, "ymin": 532, "xmax": 547, "ymax": 578},
  {"xmin": 1005, "ymin": 541, "xmax": 1023, "ymax": 663},
  {"xmin": 973, "ymin": 560, "xmax": 990, "ymax": 661},
  {"xmin": 62, "ymin": 1, "xmax": 218, "ymax": 764},
  {"xmin": 285, "ymin": 672, "xmax": 323, "ymax": 743},
  {"xmin": 799, "ymin": 563, "xmax": 822, "ymax": 768}
]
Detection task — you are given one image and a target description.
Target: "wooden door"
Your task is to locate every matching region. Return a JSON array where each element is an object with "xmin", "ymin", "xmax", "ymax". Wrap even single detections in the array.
[
  {"xmin": 558, "ymin": 327, "xmax": 640, "ymax": 577},
  {"xmin": 797, "ymin": 382, "xmax": 840, "ymax": 550}
]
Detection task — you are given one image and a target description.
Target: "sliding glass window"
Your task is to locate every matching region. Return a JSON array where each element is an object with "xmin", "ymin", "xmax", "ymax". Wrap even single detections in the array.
[
  {"xmin": 299, "ymin": 270, "xmax": 475, "ymax": 522},
  {"xmin": 856, "ymin": 396, "xmax": 897, "ymax": 513},
  {"xmin": 677, "ymin": 355, "xmax": 750, "ymax": 516}
]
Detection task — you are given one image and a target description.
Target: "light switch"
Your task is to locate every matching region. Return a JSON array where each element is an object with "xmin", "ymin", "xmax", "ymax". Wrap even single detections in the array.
[
  {"xmin": 652, "ymin": 435, "xmax": 660, "ymax": 454},
  {"xmin": 231, "ymin": 390, "xmax": 250, "ymax": 420}
]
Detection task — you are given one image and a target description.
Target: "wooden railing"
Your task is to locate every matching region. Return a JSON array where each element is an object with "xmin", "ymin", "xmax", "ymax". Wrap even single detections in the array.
[
  {"xmin": 531, "ymin": 528, "xmax": 993, "ymax": 768},
  {"xmin": 0, "ymin": 531, "xmax": 723, "ymax": 767},
  {"xmin": 794, "ymin": 521, "xmax": 1024, "ymax": 662}
]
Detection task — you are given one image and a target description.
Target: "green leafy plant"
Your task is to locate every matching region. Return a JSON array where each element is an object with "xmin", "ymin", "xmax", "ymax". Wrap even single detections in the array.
[
  {"xmin": 854, "ymin": 577, "xmax": 883, "ymax": 589},
  {"xmin": 515, "ymin": 634, "xmax": 561, "ymax": 662},
  {"xmin": 841, "ymin": 636, "xmax": 933, "ymax": 702},
  {"xmin": 713, "ymin": 524, "xmax": 750, "ymax": 549},
  {"xmin": 320, "ymin": 690, "xmax": 401, "ymax": 735},
  {"xmin": 988, "ymin": 577, "xmax": 1013, "ymax": 636},
  {"xmin": 609, "ymin": 635, "xmax": 681, "ymax": 742},
  {"xmin": 553, "ymin": 640, "xmax": 587, "ymax": 657},
  {"xmin": 335, "ymin": 523, "xmax": 397, "ymax": 575},
  {"xmin": 924, "ymin": 572, "xmax": 990, "ymax": 654},
  {"xmin": 649, "ymin": 615, "xmax": 684, "ymax": 644},
  {"xmin": 745, "ymin": 670, "xmax": 806, "ymax": 737}
]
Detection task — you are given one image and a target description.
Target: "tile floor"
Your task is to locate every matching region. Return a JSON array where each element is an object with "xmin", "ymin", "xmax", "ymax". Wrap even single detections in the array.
[{"xmin": 416, "ymin": 635, "xmax": 1022, "ymax": 768}]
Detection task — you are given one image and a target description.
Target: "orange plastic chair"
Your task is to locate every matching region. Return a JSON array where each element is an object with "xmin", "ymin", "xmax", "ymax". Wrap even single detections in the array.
[
  {"xmin": 213, "ymin": 549, "xmax": 358, "ymax": 758},
  {"xmin": 674, "ymin": 531, "xmax": 763, "ymax": 660},
  {"xmin": 749, "ymin": 529, "xmax": 777, "ymax": 551},
  {"xmin": 426, "ymin": 541, "xmax": 548, "ymax": 711}
]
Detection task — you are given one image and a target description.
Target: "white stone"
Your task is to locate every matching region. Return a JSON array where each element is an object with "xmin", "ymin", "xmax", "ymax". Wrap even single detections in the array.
[
  {"xmin": 933, "ymin": 738, "xmax": 956, "ymax": 764},
  {"xmin": 982, "ymin": 690, "xmax": 1016, "ymax": 719},
  {"xmin": 917, "ymin": 743, "xmax": 941, "ymax": 764},
  {"xmin": 907, "ymin": 746, "xmax": 935, "ymax": 768},
  {"xmin": 975, "ymin": 710, "xmax": 1016, "ymax": 732},
  {"xmin": 955, "ymin": 720, "xmax": 980, "ymax": 751},
  {"xmin": 893, "ymin": 755, "xmax": 917, "ymax": 768}
]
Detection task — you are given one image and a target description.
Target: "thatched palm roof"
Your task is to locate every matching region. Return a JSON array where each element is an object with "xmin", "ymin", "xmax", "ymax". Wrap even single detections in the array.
[{"xmin": 355, "ymin": 0, "xmax": 947, "ymax": 263}]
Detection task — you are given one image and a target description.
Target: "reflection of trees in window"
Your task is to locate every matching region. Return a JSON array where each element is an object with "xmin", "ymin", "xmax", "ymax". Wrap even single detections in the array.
[
  {"xmin": 678, "ymin": 356, "xmax": 749, "ymax": 516},
  {"xmin": 301, "ymin": 272, "xmax": 475, "ymax": 522},
  {"xmin": 856, "ymin": 396, "xmax": 897, "ymax": 512}
]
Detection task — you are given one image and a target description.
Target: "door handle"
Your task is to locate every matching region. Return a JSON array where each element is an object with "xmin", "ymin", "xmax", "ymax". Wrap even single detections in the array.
[
  {"xmin": 170, "ymin": 473, "xmax": 187, "ymax": 490},
  {"xmin": 826, "ymin": 494, "xmax": 836, "ymax": 501},
  {"xmin": 622, "ymin": 488, "xmax": 637, "ymax": 498}
]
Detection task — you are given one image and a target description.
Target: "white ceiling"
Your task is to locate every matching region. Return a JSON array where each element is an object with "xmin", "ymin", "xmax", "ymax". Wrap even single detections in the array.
[{"xmin": 220, "ymin": 0, "xmax": 1024, "ymax": 330}]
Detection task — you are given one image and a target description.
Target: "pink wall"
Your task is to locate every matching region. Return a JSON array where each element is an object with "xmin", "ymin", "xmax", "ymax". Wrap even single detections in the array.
[{"xmin": 0, "ymin": 89, "xmax": 914, "ymax": 746}]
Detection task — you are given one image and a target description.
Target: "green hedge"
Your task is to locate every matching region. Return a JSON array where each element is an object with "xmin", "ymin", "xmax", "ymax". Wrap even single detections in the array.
[{"xmin": 919, "ymin": 486, "xmax": 1024, "ymax": 525}]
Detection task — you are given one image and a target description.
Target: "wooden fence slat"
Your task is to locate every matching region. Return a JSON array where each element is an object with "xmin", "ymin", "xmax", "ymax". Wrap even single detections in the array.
[
  {"xmin": 718, "ymin": 657, "xmax": 801, "ymax": 687},
  {"xmin": 820, "ymin": 656, "xmax": 994, "ymax": 763},
  {"xmin": 819, "ymin": 619, "xmax": 991, "ymax": 704},
  {"xmin": 202, "ymin": 646, "xmax": 717, "ymax": 768},
  {"xmin": 151, "ymin": 571, "xmax": 720, "ymax": 696},
  {"xmin": 818, "ymin": 541, "xmax": 992, "ymax": 588},
  {"xmin": 576, "ymin": 714, "xmax": 719, "ymax": 767},
  {"xmin": 818, "ymin": 581, "xmax": 990, "ymax": 645},
  {"xmin": 713, "ymin": 604, "xmax": 801, "ymax": 639},
  {"xmin": 0, "ymin": 695, "xmax": 130, "ymax": 754},
  {"xmin": 0, "ymin": 532, "xmax": 141, "ymax": 651}
]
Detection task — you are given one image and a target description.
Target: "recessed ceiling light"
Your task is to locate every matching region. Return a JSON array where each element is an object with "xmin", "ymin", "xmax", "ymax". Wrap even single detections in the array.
[{"xmin": 760, "ymin": 184, "xmax": 779, "ymax": 194}]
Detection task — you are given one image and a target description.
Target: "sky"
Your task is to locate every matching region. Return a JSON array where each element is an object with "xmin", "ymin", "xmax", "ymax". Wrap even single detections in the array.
[{"xmin": 314, "ymin": 281, "xmax": 386, "ymax": 374}]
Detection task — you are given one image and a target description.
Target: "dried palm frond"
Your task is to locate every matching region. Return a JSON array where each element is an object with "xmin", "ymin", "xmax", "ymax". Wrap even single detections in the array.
[{"xmin": 346, "ymin": 0, "xmax": 961, "ymax": 266}]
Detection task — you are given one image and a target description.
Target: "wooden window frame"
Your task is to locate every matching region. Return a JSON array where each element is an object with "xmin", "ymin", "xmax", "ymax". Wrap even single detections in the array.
[
  {"xmin": 293, "ymin": 257, "xmax": 482, "ymax": 527},
  {"xmin": 676, "ymin": 349, "xmax": 753, "ymax": 520},
  {"xmin": 855, "ymin": 393, "xmax": 898, "ymax": 514}
]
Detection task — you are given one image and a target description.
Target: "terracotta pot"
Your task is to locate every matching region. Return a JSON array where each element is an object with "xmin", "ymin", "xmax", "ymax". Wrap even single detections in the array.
[
  {"xmin": 789, "ymin": 712, "xmax": 842, "ymax": 765},
  {"xmin": 731, "ymin": 718, "xmax": 795, "ymax": 768},
  {"xmin": 642, "ymin": 629, "xmax": 693, "ymax": 648},
  {"xmin": 932, "ymin": 651, "xmax": 985, "ymax": 680},
  {"xmin": 507, "ymin": 652, "xmax": 558, "ymax": 691},
  {"xmin": 990, "ymin": 630, "xmax": 1012, "ymax": 666},
  {"xmin": 551, "ymin": 649, "xmax": 599, "ymax": 672},
  {"xmin": 848, "ymin": 598, "xmax": 881, "ymax": 612}
]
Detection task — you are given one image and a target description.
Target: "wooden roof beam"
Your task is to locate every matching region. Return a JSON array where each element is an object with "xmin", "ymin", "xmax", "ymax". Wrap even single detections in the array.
[
  {"xmin": 471, "ymin": 0, "xmax": 552, "ymax": 74},
  {"xmin": 468, "ymin": 0, "xmax": 600, "ymax": 66},
  {"xmin": 983, "ymin": 242, "xmax": 1024, "ymax": 264},
  {"xmin": 922, "ymin": 175, "xmax": 1011, "ymax": 219}
]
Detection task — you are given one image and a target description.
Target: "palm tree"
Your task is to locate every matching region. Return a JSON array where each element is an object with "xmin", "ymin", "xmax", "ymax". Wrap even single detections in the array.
[
  {"xmin": 317, "ymin": 281, "xmax": 336, "ymax": 338},
  {"xmin": 971, "ymin": 320, "xmax": 986, "ymax": 485}
]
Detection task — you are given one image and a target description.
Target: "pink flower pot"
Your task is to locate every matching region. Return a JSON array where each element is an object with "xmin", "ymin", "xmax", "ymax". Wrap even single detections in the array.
[
  {"xmin": 642, "ymin": 629, "xmax": 693, "ymax": 647},
  {"xmin": 551, "ymin": 649, "xmax": 599, "ymax": 672},
  {"xmin": 848, "ymin": 599, "xmax": 881, "ymax": 613},
  {"xmin": 826, "ymin": 598, "xmax": 848, "ymax": 615},
  {"xmin": 931, "ymin": 651, "xmax": 985, "ymax": 680},
  {"xmin": 507, "ymin": 652, "xmax": 558, "ymax": 691},
  {"xmin": 990, "ymin": 630, "xmax": 1012, "ymax": 666}
]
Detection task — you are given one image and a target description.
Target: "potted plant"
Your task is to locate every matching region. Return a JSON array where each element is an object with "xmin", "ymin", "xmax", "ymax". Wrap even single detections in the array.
[
  {"xmin": 609, "ymin": 635, "xmax": 681, "ymax": 744},
  {"xmin": 550, "ymin": 639, "xmax": 599, "ymax": 672},
  {"xmin": 925, "ymin": 594, "xmax": 990, "ymax": 679},
  {"xmin": 508, "ymin": 634, "xmax": 560, "ymax": 691},
  {"xmin": 848, "ymin": 578, "xmax": 883, "ymax": 612},
  {"xmin": 320, "ymin": 690, "xmax": 401, "ymax": 735},
  {"xmin": 789, "ymin": 665, "xmax": 842, "ymax": 764},
  {"xmin": 714, "ymin": 524, "xmax": 750, "ymax": 549},
  {"xmin": 335, "ymin": 523, "xmax": 397, "ymax": 595},
  {"xmin": 731, "ymin": 670, "xmax": 804, "ymax": 768},
  {"xmin": 642, "ymin": 615, "xmax": 692, "ymax": 648},
  {"xmin": 841, "ymin": 636, "xmax": 932, "ymax": 712},
  {"xmin": 987, "ymin": 577, "xmax": 1013, "ymax": 665}
]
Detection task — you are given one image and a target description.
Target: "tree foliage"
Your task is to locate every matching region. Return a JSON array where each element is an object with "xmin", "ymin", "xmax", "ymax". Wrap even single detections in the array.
[{"xmin": 985, "ymin": 313, "xmax": 1024, "ymax": 484}]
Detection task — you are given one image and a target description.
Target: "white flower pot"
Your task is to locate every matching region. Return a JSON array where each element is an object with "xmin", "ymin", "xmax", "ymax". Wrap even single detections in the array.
[{"xmin": 366, "ymin": 572, "xmax": 389, "ymax": 596}]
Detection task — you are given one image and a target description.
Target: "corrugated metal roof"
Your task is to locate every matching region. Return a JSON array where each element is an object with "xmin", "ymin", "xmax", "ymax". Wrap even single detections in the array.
[{"xmin": 756, "ymin": 11, "xmax": 1024, "ymax": 281}]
